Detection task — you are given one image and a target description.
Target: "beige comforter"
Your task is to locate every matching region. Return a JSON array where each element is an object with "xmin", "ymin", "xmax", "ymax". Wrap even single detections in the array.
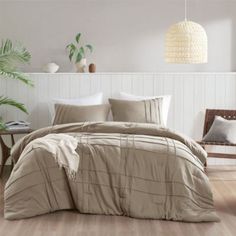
[{"xmin": 4, "ymin": 122, "xmax": 219, "ymax": 221}]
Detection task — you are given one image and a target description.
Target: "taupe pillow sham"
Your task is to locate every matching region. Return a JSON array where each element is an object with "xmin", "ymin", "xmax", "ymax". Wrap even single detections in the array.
[
  {"xmin": 109, "ymin": 98, "xmax": 164, "ymax": 125},
  {"xmin": 203, "ymin": 116, "xmax": 236, "ymax": 143},
  {"xmin": 53, "ymin": 103, "xmax": 110, "ymax": 125}
]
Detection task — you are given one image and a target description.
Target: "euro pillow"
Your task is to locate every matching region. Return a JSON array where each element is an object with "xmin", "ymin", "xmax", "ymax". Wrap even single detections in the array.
[
  {"xmin": 53, "ymin": 103, "xmax": 110, "ymax": 125},
  {"xmin": 119, "ymin": 92, "xmax": 171, "ymax": 127},
  {"xmin": 53, "ymin": 92, "xmax": 103, "ymax": 106},
  {"xmin": 109, "ymin": 98, "xmax": 164, "ymax": 125},
  {"xmin": 203, "ymin": 116, "xmax": 236, "ymax": 143}
]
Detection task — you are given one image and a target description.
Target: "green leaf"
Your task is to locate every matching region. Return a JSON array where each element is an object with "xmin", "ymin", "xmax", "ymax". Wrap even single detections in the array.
[
  {"xmin": 2, "ymin": 39, "xmax": 12, "ymax": 54},
  {"xmin": 69, "ymin": 51, "xmax": 74, "ymax": 61},
  {"xmin": 0, "ymin": 39, "xmax": 33, "ymax": 85},
  {"xmin": 85, "ymin": 44, "xmax": 93, "ymax": 53},
  {"xmin": 0, "ymin": 39, "xmax": 31, "ymax": 65},
  {"xmin": 79, "ymin": 47, "xmax": 85, "ymax": 57},
  {"xmin": 0, "ymin": 70, "xmax": 33, "ymax": 87},
  {"xmin": 67, "ymin": 43, "xmax": 76, "ymax": 51},
  {"xmin": 0, "ymin": 116, "xmax": 6, "ymax": 130},
  {"xmin": 66, "ymin": 43, "xmax": 77, "ymax": 62},
  {"xmin": 76, "ymin": 53, "xmax": 83, "ymax": 63},
  {"xmin": 75, "ymin": 33, "xmax": 81, "ymax": 44},
  {"xmin": 0, "ymin": 96, "xmax": 28, "ymax": 114},
  {"xmin": 66, "ymin": 43, "xmax": 72, "ymax": 49}
]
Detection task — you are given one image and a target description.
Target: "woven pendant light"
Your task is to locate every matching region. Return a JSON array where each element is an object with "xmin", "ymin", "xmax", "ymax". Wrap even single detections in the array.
[{"xmin": 165, "ymin": 0, "xmax": 208, "ymax": 64}]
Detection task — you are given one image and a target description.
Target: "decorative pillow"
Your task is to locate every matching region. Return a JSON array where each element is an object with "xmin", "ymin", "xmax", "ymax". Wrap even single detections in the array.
[
  {"xmin": 119, "ymin": 92, "xmax": 171, "ymax": 127},
  {"xmin": 109, "ymin": 98, "xmax": 164, "ymax": 125},
  {"xmin": 49, "ymin": 93, "xmax": 103, "ymax": 121},
  {"xmin": 53, "ymin": 103, "xmax": 110, "ymax": 125},
  {"xmin": 203, "ymin": 116, "xmax": 236, "ymax": 143}
]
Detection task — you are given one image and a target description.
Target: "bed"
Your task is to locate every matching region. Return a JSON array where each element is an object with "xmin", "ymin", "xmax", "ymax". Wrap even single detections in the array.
[{"xmin": 4, "ymin": 121, "xmax": 219, "ymax": 222}]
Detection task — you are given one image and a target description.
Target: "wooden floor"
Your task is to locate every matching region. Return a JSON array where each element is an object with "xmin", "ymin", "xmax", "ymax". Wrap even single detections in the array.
[{"xmin": 1, "ymin": 166, "xmax": 236, "ymax": 236}]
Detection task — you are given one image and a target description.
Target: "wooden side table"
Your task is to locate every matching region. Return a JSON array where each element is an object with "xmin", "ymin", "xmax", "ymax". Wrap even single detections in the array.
[{"xmin": 0, "ymin": 129, "xmax": 33, "ymax": 177}]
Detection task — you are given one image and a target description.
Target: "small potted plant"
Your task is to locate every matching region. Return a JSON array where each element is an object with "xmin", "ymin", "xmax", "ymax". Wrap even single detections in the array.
[{"xmin": 66, "ymin": 33, "xmax": 93, "ymax": 72}]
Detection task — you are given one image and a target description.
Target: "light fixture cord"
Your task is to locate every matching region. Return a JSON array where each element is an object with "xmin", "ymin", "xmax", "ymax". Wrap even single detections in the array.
[{"xmin": 185, "ymin": 0, "xmax": 187, "ymax": 21}]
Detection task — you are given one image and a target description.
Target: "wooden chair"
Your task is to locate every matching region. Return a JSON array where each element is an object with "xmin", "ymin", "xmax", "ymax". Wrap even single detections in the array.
[{"xmin": 198, "ymin": 109, "xmax": 236, "ymax": 166}]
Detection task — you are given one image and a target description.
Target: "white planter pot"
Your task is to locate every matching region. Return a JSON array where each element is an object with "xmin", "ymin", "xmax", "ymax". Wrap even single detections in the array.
[{"xmin": 76, "ymin": 58, "xmax": 87, "ymax": 73}]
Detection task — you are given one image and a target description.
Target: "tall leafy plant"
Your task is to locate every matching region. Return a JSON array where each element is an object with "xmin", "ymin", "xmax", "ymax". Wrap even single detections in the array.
[
  {"xmin": 66, "ymin": 33, "xmax": 93, "ymax": 64},
  {"xmin": 0, "ymin": 39, "xmax": 32, "ymax": 129}
]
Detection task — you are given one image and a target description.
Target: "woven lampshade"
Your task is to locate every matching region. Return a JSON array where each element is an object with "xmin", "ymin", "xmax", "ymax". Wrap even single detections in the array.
[{"xmin": 165, "ymin": 20, "xmax": 208, "ymax": 64}]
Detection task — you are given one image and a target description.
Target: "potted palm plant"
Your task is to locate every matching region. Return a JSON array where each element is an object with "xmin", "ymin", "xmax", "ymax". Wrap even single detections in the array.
[
  {"xmin": 66, "ymin": 33, "xmax": 93, "ymax": 72},
  {"xmin": 0, "ymin": 39, "xmax": 32, "ymax": 130}
]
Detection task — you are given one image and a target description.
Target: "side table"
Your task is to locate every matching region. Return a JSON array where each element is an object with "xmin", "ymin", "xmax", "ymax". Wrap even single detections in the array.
[{"xmin": 0, "ymin": 129, "xmax": 33, "ymax": 177}]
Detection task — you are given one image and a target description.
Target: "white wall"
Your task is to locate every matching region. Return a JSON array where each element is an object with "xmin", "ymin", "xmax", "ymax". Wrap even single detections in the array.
[
  {"xmin": 1, "ymin": 72, "xmax": 236, "ymax": 165},
  {"xmin": 0, "ymin": 0, "xmax": 235, "ymax": 72}
]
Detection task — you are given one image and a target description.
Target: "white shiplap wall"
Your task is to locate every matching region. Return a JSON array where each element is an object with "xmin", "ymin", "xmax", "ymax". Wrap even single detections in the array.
[{"xmin": 0, "ymin": 72, "xmax": 236, "ymax": 165}]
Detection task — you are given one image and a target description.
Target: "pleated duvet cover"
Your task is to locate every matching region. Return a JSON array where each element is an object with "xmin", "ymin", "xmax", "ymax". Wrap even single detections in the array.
[{"xmin": 4, "ymin": 122, "xmax": 219, "ymax": 222}]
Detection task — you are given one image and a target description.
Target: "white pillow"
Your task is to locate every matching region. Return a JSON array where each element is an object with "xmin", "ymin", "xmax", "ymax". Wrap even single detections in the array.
[
  {"xmin": 53, "ymin": 92, "xmax": 103, "ymax": 106},
  {"xmin": 119, "ymin": 92, "xmax": 171, "ymax": 126},
  {"xmin": 49, "ymin": 92, "xmax": 103, "ymax": 121}
]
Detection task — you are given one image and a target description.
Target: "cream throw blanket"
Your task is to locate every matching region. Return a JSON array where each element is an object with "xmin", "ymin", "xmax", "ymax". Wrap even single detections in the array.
[{"xmin": 19, "ymin": 134, "xmax": 80, "ymax": 178}]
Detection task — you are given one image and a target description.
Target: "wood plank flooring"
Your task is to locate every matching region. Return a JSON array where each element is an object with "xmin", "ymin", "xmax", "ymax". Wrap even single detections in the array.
[{"xmin": 1, "ymin": 166, "xmax": 236, "ymax": 236}]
